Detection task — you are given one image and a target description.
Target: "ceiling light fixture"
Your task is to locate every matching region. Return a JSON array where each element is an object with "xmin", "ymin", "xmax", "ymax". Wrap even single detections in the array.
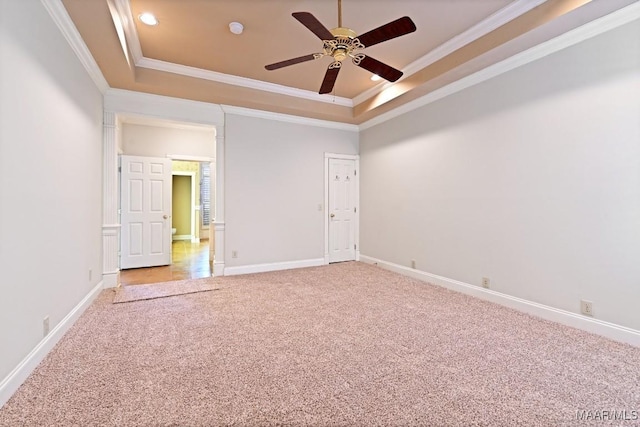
[
  {"xmin": 370, "ymin": 74, "xmax": 381, "ymax": 81},
  {"xmin": 138, "ymin": 12, "xmax": 158, "ymax": 26},
  {"xmin": 229, "ymin": 22, "xmax": 244, "ymax": 35}
]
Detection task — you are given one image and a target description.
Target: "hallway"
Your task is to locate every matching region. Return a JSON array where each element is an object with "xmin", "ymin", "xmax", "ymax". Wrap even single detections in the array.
[{"xmin": 119, "ymin": 240, "xmax": 211, "ymax": 285}]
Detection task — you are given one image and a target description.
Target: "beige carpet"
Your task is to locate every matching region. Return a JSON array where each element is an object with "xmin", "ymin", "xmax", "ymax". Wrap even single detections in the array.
[
  {"xmin": 1, "ymin": 262, "xmax": 639, "ymax": 426},
  {"xmin": 113, "ymin": 279, "xmax": 217, "ymax": 303}
]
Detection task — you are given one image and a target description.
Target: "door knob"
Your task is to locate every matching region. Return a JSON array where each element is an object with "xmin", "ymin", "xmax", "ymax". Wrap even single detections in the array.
[
  {"xmin": 163, "ymin": 215, "xmax": 168, "ymax": 219},
  {"xmin": 330, "ymin": 213, "xmax": 335, "ymax": 218}
]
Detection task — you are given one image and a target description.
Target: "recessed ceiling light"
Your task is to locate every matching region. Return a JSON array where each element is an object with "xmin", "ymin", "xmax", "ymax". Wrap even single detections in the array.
[
  {"xmin": 229, "ymin": 22, "xmax": 244, "ymax": 35},
  {"xmin": 370, "ymin": 74, "xmax": 381, "ymax": 81},
  {"xmin": 139, "ymin": 12, "xmax": 158, "ymax": 26}
]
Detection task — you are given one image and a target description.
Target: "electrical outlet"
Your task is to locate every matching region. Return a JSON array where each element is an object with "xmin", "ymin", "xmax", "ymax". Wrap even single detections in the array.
[
  {"xmin": 482, "ymin": 277, "xmax": 490, "ymax": 289},
  {"xmin": 580, "ymin": 300, "xmax": 593, "ymax": 316},
  {"xmin": 232, "ymin": 250, "xmax": 238, "ymax": 258},
  {"xmin": 411, "ymin": 259, "xmax": 416, "ymax": 269},
  {"xmin": 43, "ymin": 316, "xmax": 50, "ymax": 337}
]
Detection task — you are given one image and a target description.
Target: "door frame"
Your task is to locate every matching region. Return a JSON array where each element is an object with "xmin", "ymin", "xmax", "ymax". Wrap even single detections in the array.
[
  {"xmin": 324, "ymin": 153, "xmax": 360, "ymax": 264},
  {"xmin": 171, "ymin": 171, "xmax": 197, "ymax": 242},
  {"xmin": 102, "ymin": 90, "xmax": 224, "ymax": 288}
]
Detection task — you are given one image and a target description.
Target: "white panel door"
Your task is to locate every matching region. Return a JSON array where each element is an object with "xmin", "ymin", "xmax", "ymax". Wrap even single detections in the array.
[
  {"xmin": 120, "ymin": 155, "xmax": 172, "ymax": 269},
  {"xmin": 328, "ymin": 158, "xmax": 356, "ymax": 263}
]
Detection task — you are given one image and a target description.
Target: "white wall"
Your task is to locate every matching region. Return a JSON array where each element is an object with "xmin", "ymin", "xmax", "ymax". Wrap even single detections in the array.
[
  {"xmin": 360, "ymin": 20, "xmax": 640, "ymax": 331},
  {"xmin": 224, "ymin": 115, "xmax": 359, "ymax": 267},
  {"xmin": 0, "ymin": 0, "xmax": 103, "ymax": 386},
  {"xmin": 121, "ymin": 123, "xmax": 216, "ymax": 158}
]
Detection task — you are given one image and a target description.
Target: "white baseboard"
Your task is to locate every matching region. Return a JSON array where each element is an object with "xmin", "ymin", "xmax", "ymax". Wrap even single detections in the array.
[
  {"xmin": 172, "ymin": 235, "xmax": 192, "ymax": 241},
  {"xmin": 224, "ymin": 258, "xmax": 325, "ymax": 276},
  {"xmin": 0, "ymin": 281, "xmax": 104, "ymax": 408},
  {"xmin": 102, "ymin": 272, "xmax": 119, "ymax": 289},
  {"xmin": 360, "ymin": 255, "xmax": 640, "ymax": 347},
  {"xmin": 213, "ymin": 261, "xmax": 225, "ymax": 277}
]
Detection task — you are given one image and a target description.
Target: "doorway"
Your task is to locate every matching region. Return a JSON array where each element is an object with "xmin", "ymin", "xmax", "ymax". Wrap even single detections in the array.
[
  {"xmin": 119, "ymin": 157, "xmax": 214, "ymax": 285},
  {"xmin": 171, "ymin": 171, "xmax": 196, "ymax": 242}
]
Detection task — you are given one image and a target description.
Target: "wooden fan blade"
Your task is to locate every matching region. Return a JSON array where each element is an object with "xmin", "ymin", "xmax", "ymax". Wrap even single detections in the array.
[
  {"xmin": 354, "ymin": 55, "xmax": 403, "ymax": 82},
  {"xmin": 357, "ymin": 16, "xmax": 416, "ymax": 48},
  {"xmin": 265, "ymin": 54, "xmax": 319, "ymax": 70},
  {"xmin": 319, "ymin": 64, "xmax": 341, "ymax": 94},
  {"xmin": 292, "ymin": 12, "xmax": 334, "ymax": 41}
]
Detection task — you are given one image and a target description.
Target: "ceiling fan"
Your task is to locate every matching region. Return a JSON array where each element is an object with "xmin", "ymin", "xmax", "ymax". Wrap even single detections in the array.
[{"xmin": 265, "ymin": 0, "xmax": 417, "ymax": 94}]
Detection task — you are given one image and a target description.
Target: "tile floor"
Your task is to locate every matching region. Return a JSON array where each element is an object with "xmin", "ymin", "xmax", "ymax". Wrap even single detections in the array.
[{"xmin": 119, "ymin": 240, "xmax": 212, "ymax": 286}]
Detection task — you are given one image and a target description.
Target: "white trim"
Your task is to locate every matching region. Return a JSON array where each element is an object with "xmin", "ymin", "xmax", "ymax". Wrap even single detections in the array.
[
  {"xmin": 40, "ymin": 0, "xmax": 109, "ymax": 93},
  {"xmin": 167, "ymin": 155, "xmax": 215, "ymax": 162},
  {"xmin": 172, "ymin": 235, "xmax": 192, "ymax": 241},
  {"xmin": 103, "ymin": 112, "xmax": 120, "ymax": 288},
  {"xmin": 353, "ymin": 0, "xmax": 547, "ymax": 106},
  {"xmin": 220, "ymin": 105, "xmax": 359, "ymax": 132},
  {"xmin": 138, "ymin": 57, "xmax": 353, "ymax": 107},
  {"xmin": 119, "ymin": 114, "xmax": 216, "ymax": 132},
  {"xmin": 359, "ymin": 1, "xmax": 640, "ymax": 131},
  {"xmin": 224, "ymin": 258, "xmax": 325, "ymax": 276},
  {"xmin": 213, "ymin": 222, "xmax": 225, "ymax": 276},
  {"xmin": 105, "ymin": 0, "xmax": 132, "ymax": 68},
  {"xmin": 103, "ymin": 273, "xmax": 120, "ymax": 288},
  {"xmin": 324, "ymin": 153, "xmax": 360, "ymax": 265},
  {"xmin": 105, "ymin": 89, "xmax": 225, "ymax": 126},
  {"xmin": 0, "ymin": 281, "xmax": 104, "ymax": 408},
  {"xmin": 359, "ymin": 256, "xmax": 640, "ymax": 347},
  {"xmin": 112, "ymin": 0, "xmax": 143, "ymax": 64},
  {"xmin": 323, "ymin": 153, "xmax": 359, "ymax": 161}
]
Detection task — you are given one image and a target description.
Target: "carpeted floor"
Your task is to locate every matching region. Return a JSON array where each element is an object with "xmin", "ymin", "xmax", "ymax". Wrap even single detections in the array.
[{"xmin": 1, "ymin": 262, "xmax": 638, "ymax": 426}]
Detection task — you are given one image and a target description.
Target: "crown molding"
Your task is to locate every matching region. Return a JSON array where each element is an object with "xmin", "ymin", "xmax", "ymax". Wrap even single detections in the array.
[
  {"xmin": 352, "ymin": 0, "xmax": 549, "ymax": 106},
  {"xmin": 221, "ymin": 105, "xmax": 359, "ymax": 132},
  {"xmin": 359, "ymin": 1, "xmax": 640, "ymax": 131},
  {"xmin": 112, "ymin": 0, "xmax": 143, "ymax": 63},
  {"xmin": 40, "ymin": 0, "xmax": 110, "ymax": 93},
  {"xmin": 136, "ymin": 57, "xmax": 353, "ymax": 107}
]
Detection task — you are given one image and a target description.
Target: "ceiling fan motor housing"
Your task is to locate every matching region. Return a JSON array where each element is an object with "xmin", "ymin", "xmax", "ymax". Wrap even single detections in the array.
[{"xmin": 326, "ymin": 27, "xmax": 363, "ymax": 62}]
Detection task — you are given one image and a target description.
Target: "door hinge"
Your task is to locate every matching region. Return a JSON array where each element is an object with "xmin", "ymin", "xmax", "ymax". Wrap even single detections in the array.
[
  {"xmin": 118, "ymin": 166, "xmax": 122, "ymax": 172},
  {"xmin": 354, "ymin": 244, "xmax": 357, "ymax": 250},
  {"xmin": 354, "ymin": 207, "xmax": 357, "ymax": 213},
  {"xmin": 354, "ymin": 169, "xmax": 357, "ymax": 176}
]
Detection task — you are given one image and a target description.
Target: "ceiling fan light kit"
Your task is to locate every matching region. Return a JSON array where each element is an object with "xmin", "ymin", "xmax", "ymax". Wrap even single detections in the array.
[{"xmin": 265, "ymin": 0, "xmax": 416, "ymax": 94}]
